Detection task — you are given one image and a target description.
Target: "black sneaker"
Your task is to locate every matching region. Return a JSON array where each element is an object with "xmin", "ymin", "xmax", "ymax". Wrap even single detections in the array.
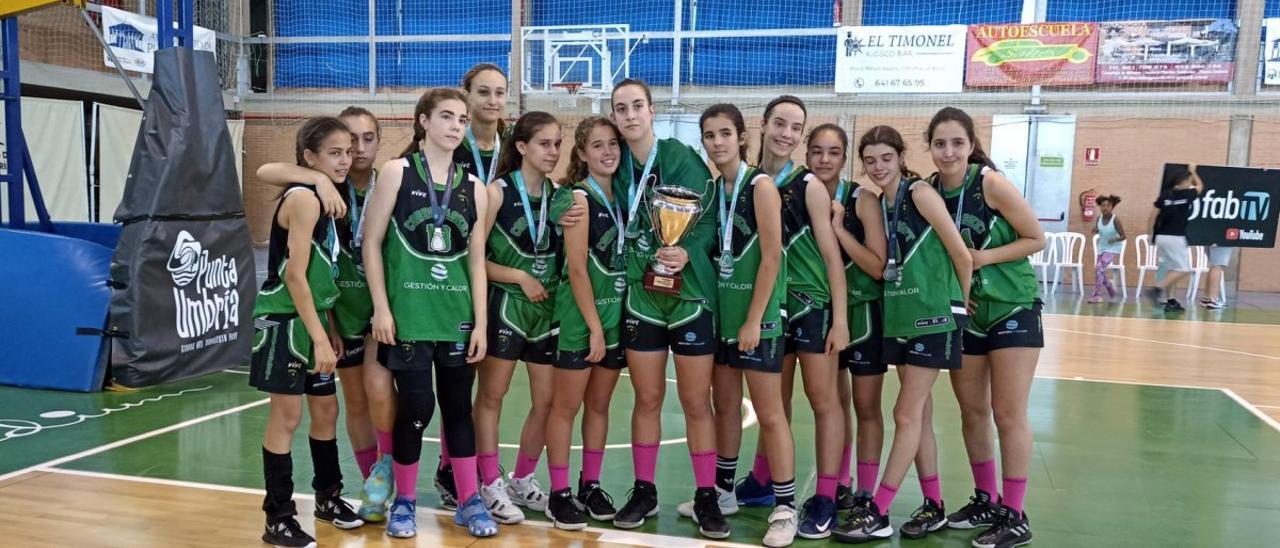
[
  {"xmin": 262, "ymin": 516, "xmax": 316, "ymax": 548},
  {"xmin": 545, "ymin": 488, "xmax": 588, "ymax": 531},
  {"xmin": 832, "ymin": 501, "xmax": 893, "ymax": 543},
  {"xmin": 947, "ymin": 489, "xmax": 999, "ymax": 530},
  {"xmin": 612, "ymin": 480, "xmax": 659, "ymax": 529},
  {"xmin": 1164, "ymin": 298, "xmax": 1185, "ymax": 312},
  {"xmin": 691, "ymin": 486, "xmax": 731, "ymax": 539},
  {"xmin": 314, "ymin": 488, "xmax": 364, "ymax": 530},
  {"xmin": 900, "ymin": 498, "xmax": 945, "ymax": 539},
  {"xmin": 836, "ymin": 484, "xmax": 857, "ymax": 511},
  {"xmin": 435, "ymin": 464, "xmax": 458, "ymax": 511},
  {"xmin": 577, "ymin": 480, "xmax": 618, "ymax": 521},
  {"xmin": 852, "ymin": 492, "xmax": 872, "ymax": 512},
  {"xmin": 972, "ymin": 506, "xmax": 1032, "ymax": 548}
]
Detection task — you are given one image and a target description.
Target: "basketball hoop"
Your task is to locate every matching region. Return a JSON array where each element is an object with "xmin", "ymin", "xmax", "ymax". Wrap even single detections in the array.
[{"xmin": 552, "ymin": 82, "xmax": 583, "ymax": 108}]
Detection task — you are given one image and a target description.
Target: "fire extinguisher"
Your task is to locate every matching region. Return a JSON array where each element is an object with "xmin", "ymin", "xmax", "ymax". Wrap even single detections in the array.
[{"xmin": 1079, "ymin": 189, "xmax": 1098, "ymax": 222}]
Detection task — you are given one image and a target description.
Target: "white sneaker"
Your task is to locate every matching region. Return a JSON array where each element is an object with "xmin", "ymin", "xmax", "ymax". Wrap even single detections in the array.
[
  {"xmin": 763, "ymin": 505, "xmax": 799, "ymax": 547},
  {"xmin": 676, "ymin": 485, "xmax": 739, "ymax": 518},
  {"xmin": 479, "ymin": 476, "xmax": 525, "ymax": 524},
  {"xmin": 506, "ymin": 472, "xmax": 549, "ymax": 512}
]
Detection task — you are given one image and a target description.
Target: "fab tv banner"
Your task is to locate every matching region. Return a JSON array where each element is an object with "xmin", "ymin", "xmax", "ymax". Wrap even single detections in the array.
[
  {"xmin": 1097, "ymin": 19, "xmax": 1237, "ymax": 84},
  {"xmin": 965, "ymin": 22, "xmax": 1098, "ymax": 87}
]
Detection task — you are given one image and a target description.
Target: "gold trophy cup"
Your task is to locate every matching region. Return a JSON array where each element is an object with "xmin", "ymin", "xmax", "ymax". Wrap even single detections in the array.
[{"xmin": 643, "ymin": 185, "xmax": 705, "ymax": 295}]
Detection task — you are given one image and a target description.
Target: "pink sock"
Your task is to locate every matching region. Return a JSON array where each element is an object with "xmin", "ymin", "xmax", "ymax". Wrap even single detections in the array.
[
  {"xmin": 392, "ymin": 461, "xmax": 419, "ymax": 501},
  {"xmin": 439, "ymin": 430, "xmax": 451, "ymax": 468},
  {"xmin": 871, "ymin": 482, "xmax": 899, "ymax": 516},
  {"xmin": 376, "ymin": 430, "xmax": 393, "ymax": 457},
  {"xmin": 355, "ymin": 445, "xmax": 378, "ymax": 480},
  {"xmin": 1002, "ymin": 477, "xmax": 1028, "ymax": 513},
  {"xmin": 514, "ymin": 451, "xmax": 541, "ymax": 479},
  {"xmin": 632, "ymin": 442, "xmax": 659, "ymax": 484},
  {"xmin": 920, "ymin": 474, "xmax": 941, "ymax": 505},
  {"xmin": 691, "ymin": 450, "xmax": 717, "ymax": 489},
  {"xmin": 582, "ymin": 448, "xmax": 605, "ymax": 484},
  {"xmin": 971, "ymin": 459, "xmax": 999, "ymax": 499},
  {"xmin": 751, "ymin": 453, "xmax": 772, "ymax": 484},
  {"xmin": 817, "ymin": 474, "xmax": 838, "ymax": 499},
  {"xmin": 838, "ymin": 444, "xmax": 854, "ymax": 487},
  {"xmin": 550, "ymin": 463, "xmax": 570, "ymax": 493},
  {"xmin": 477, "ymin": 452, "xmax": 501, "ymax": 485},
  {"xmin": 856, "ymin": 461, "xmax": 880, "ymax": 495},
  {"xmin": 452, "ymin": 456, "xmax": 478, "ymax": 503}
]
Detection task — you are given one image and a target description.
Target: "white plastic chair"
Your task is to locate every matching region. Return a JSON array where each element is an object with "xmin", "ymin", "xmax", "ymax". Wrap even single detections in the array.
[
  {"xmin": 1187, "ymin": 246, "xmax": 1210, "ymax": 302},
  {"xmin": 1091, "ymin": 233, "xmax": 1128, "ymax": 299},
  {"xmin": 1134, "ymin": 234, "xmax": 1159, "ymax": 295},
  {"xmin": 1051, "ymin": 232, "xmax": 1085, "ymax": 294},
  {"xmin": 1029, "ymin": 232, "xmax": 1056, "ymax": 293}
]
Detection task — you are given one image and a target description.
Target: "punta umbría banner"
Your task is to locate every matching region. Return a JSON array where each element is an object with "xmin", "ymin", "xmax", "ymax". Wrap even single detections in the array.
[
  {"xmin": 834, "ymin": 25, "xmax": 967, "ymax": 94},
  {"xmin": 965, "ymin": 22, "xmax": 1098, "ymax": 87},
  {"xmin": 101, "ymin": 5, "xmax": 216, "ymax": 75}
]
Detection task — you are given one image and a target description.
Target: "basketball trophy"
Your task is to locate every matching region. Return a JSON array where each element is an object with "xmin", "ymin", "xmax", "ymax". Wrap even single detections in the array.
[{"xmin": 643, "ymin": 185, "xmax": 706, "ymax": 295}]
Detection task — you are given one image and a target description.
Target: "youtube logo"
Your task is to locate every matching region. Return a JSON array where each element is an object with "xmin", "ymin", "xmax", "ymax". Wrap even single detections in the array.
[{"xmin": 1226, "ymin": 228, "xmax": 1240, "ymax": 240}]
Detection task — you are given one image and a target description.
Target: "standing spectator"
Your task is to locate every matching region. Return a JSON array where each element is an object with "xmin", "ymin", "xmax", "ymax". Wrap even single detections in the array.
[
  {"xmin": 1089, "ymin": 196, "xmax": 1126, "ymax": 303},
  {"xmin": 1143, "ymin": 165, "xmax": 1203, "ymax": 312},
  {"xmin": 1202, "ymin": 245, "xmax": 1232, "ymax": 309}
]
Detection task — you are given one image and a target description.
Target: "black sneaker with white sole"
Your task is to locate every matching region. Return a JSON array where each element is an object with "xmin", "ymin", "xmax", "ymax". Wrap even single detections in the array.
[
  {"xmin": 1164, "ymin": 298, "xmax": 1185, "ymax": 312},
  {"xmin": 577, "ymin": 480, "xmax": 618, "ymax": 521},
  {"xmin": 947, "ymin": 489, "xmax": 999, "ymax": 530},
  {"xmin": 899, "ymin": 498, "xmax": 945, "ymax": 539},
  {"xmin": 972, "ymin": 506, "xmax": 1032, "ymax": 548},
  {"xmin": 612, "ymin": 480, "xmax": 659, "ymax": 529},
  {"xmin": 314, "ymin": 488, "xmax": 364, "ymax": 530},
  {"xmin": 545, "ymin": 488, "xmax": 588, "ymax": 531},
  {"xmin": 262, "ymin": 516, "xmax": 316, "ymax": 548},
  {"xmin": 832, "ymin": 501, "xmax": 893, "ymax": 543},
  {"xmin": 691, "ymin": 486, "xmax": 731, "ymax": 539},
  {"xmin": 435, "ymin": 464, "xmax": 458, "ymax": 511},
  {"xmin": 836, "ymin": 484, "xmax": 857, "ymax": 511}
]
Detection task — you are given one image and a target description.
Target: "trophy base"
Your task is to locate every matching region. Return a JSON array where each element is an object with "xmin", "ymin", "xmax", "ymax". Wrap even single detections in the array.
[{"xmin": 643, "ymin": 269, "xmax": 682, "ymax": 296}]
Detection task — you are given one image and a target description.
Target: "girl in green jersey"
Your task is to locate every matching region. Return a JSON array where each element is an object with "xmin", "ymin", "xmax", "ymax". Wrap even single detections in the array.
[
  {"xmin": 362, "ymin": 88, "xmax": 496, "ymax": 539},
  {"xmin": 701, "ymin": 103, "xmax": 797, "ymax": 548},
  {"xmin": 543, "ymin": 117, "xmax": 628, "ymax": 530},
  {"xmin": 834, "ymin": 126, "xmax": 972, "ymax": 544},
  {"xmin": 455, "ymin": 63, "xmax": 508, "ymax": 184},
  {"xmin": 927, "ymin": 108, "xmax": 1045, "ymax": 548},
  {"xmin": 473, "ymin": 111, "xmax": 564, "ymax": 523}
]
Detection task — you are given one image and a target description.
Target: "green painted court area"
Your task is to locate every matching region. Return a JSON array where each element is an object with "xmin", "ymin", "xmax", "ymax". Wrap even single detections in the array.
[{"xmin": 3, "ymin": 363, "xmax": 1280, "ymax": 547}]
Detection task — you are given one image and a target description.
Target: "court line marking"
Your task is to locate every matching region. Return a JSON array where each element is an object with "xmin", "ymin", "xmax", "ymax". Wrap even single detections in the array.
[
  {"xmin": 1044, "ymin": 312, "xmax": 1280, "ymax": 329},
  {"xmin": 32, "ymin": 467, "xmax": 761, "ymax": 548},
  {"xmin": 1037, "ymin": 375, "xmax": 1280, "ymax": 434},
  {"xmin": 1043, "ymin": 327, "xmax": 1280, "ymax": 361},
  {"xmin": 0, "ymin": 397, "xmax": 270, "ymax": 484},
  {"xmin": 1220, "ymin": 389, "xmax": 1280, "ymax": 433}
]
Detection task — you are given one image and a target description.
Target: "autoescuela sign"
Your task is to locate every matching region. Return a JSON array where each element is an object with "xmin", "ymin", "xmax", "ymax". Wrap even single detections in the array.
[{"xmin": 966, "ymin": 22, "xmax": 1099, "ymax": 87}]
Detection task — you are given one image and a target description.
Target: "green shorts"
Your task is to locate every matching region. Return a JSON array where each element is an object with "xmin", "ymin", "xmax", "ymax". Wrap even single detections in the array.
[
  {"xmin": 622, "ymin": 284, "xmax": 715, "ymax": 356},
  {"xmin": 249, "ymin": 314, "xmax": 337, "ymax": 396},
  {"xmin": 488, "ymin": 288, "xmax": 556, "ymax": 364}
]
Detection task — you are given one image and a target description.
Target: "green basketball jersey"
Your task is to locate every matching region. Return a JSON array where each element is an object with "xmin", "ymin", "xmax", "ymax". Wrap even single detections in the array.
[
  {"xmin": 619, "ymin": 138, "xmax": 718, "ymax": 308},
  {"xmin": 882, "ymin": 180, "xmax": 965, "ymax": 338},
  {"xmin": 455, "ymin": 125, "xmax": 509, "ymax": 183},
  {"xmin": 777, "ymin": 168, "xmax": 831, "ymax": 305},
  {"xmin": 486, "ymin": 173, "xmax": 564, "ymax": 304},
  {"xmin": 332, "ymin": 176, "xmax": 374, "ymax": 338},
  {"xmin": 839, "ymin": 183, "xmax": 884, "ymax": 306},
  {"xmin": 935, "ymin": 164, "xmax": 1039, "ymax": 305},
  {"xmin": 254, "ymin": 184, "xmax": 340, "ymax": 316},
  {"xmin": 717, "ymin": 167, "xmax": 785, "ymax": 342},
  {"xmin": 383, "ymin": 158, "xmax": 479, "ymax": 342},
  {"xmin": 554, "ymin": 182, "xmax": 627, "ymax": 351}
]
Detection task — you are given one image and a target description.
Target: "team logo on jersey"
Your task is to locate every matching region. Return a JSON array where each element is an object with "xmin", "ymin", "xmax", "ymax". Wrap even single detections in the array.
[
  {"xmin": 684, "ymin": 332, "xmax": 697, "ymax": 343},
  {"xmin": 614, "ymin": 277, "xmax": 628, "ymax": 293},
  {"xmin": 431, "ymin": 264, "xmax": 449, "ymax": 281},
  {"xmin": 636, "ymin": 234, "xmax": 652, "ymax": 252},
  {"xmin": 1005, "ymin": 319, "xmax": 1019, "ymax": 331},
  {"xmin": 168, "ymin": 230, "xmax": 241, "ymax": 345},
  {"xmin": 853, "ymin": 351, "xmax": 863, "ymax": 361},
  {"xmin": 913, "ymin": 342, "xmax": 926, "ymax": 353},
  {"xmin": 532, "ymin": 256, "xmax": 549, "ymax": 278},
  {"xmin": 761, "ymin": 321, "xmax": 778, "ymax": 332}
]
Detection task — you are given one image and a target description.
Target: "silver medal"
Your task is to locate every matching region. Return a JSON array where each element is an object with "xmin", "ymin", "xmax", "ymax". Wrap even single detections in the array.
[
  {"xmin": 430, "ymin": 227, "xmax": 447, "ymax": 252},
  {"xmin": 883, "ymin": 260, "xmax": 900, "ymax": 283},
  {"xmin": 719, "ymin": 253, "xmax": 734, "ymax": 278}
]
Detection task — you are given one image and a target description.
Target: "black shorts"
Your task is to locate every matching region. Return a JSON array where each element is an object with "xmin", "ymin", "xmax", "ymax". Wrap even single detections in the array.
[
  {"xmin": 716, "ymin": 338, "xmax": 783, "ymax": 373},
  {"xmin": 249, "ymin": 314, "xmax": 338, "ymax": 396},
  {"xmin": 555, "ymin": 347, "xmax": 626, "ymax": 370},
  {"xmin": 384, "ymin": 340, "xmax": 468, "ymax": 371},
  {"xmin": 622, "ymin": 305, "xmax": 716, "ymax": 357},
  {"xmin": 487, "ymin": 289, "xmax": 557, "ymax": 364},
  {"xmin": 883, "ymin": 318, "xmax": 966, "ymax": 370},
  {"xmin": 784, "ymin": 299, "xmax": 831, "ymax": 356},
  {"xmin": 337, "ymin": 334, "xmax": 366, "ymax": 368},
  {"xmin": 962, "ymin": 302, "xmax": 1045, "ymax": 356},
  {"xmin": 840, "ymin": 302, "xmax": 885, "ymax": 376}
]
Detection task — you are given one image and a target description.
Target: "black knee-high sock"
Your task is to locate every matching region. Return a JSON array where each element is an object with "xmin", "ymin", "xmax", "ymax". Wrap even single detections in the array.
[
  {"xmin": 262, "ymin": 447, "xmax": 297, "ymax": 522},
  {"xmin": 309, "ymin": 437, "xmax": 342, "ymax": 494},
  {"xmin": 435, "ymin": 364, "xmax": 477, "ymax": 459},
  {"xmin": 392, "ymin": 368, "xmax": 436, "ymax": 465},
  {"xmin": 716, "ymin": 456, "xmax": 738, "ymax": 492}
]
